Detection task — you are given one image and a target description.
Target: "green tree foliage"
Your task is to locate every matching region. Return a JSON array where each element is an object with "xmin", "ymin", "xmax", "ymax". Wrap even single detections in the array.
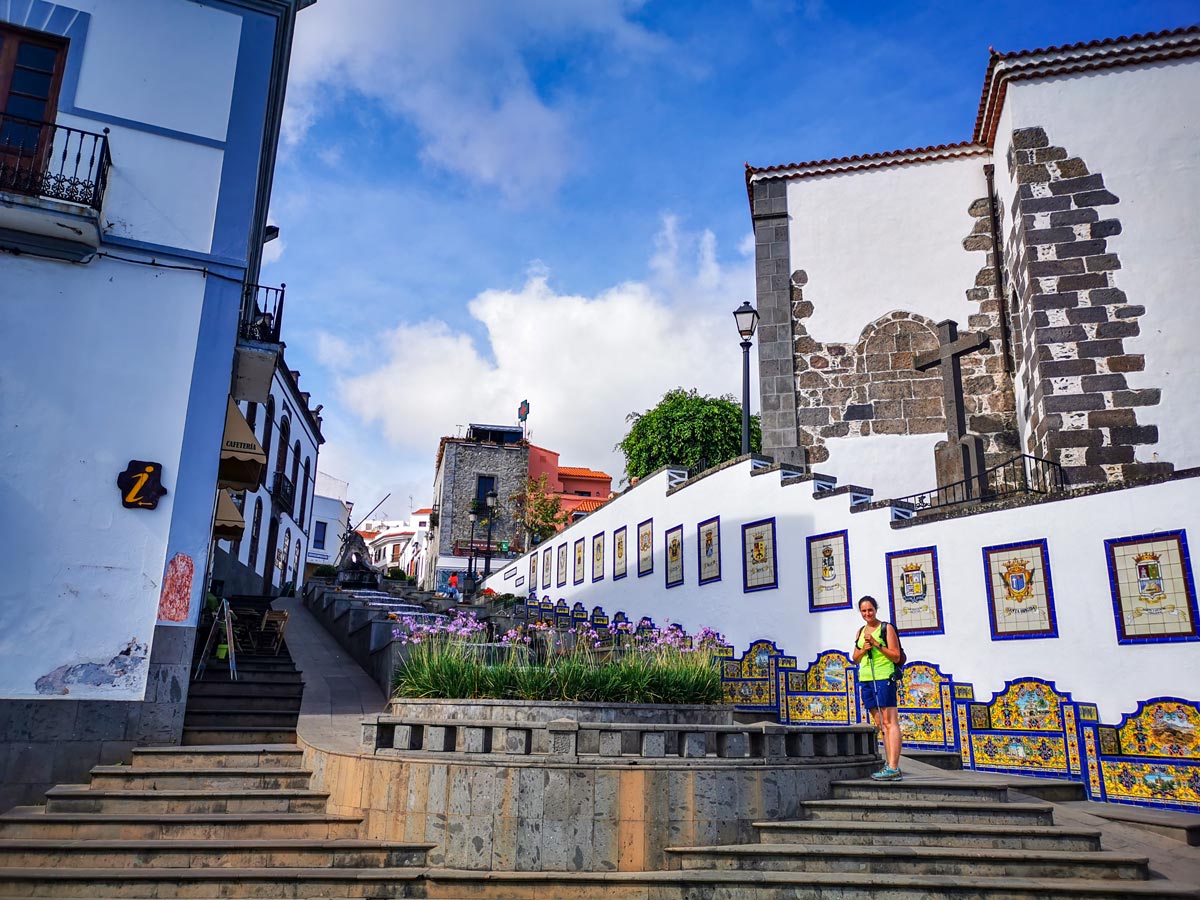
[
  {"xmin": 509, "ymin": 473, "xmax": 567, "ymax": 544},
  {"xmin": 616, "ymin": 387, "xmax": 761, "ymax": 483}
]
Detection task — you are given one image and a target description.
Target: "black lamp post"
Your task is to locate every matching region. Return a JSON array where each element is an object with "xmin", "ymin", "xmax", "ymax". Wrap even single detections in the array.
[
  {"xmin": 467, "ymin": 508, "xmax": 478, "ymax": 577},
  {"xmin": 733, "ymin": 301, "xmax": 760, "ymax": 455},
  {"xmin": 482, "ymin": 490, "xmax": 498, "ymax": 578}
]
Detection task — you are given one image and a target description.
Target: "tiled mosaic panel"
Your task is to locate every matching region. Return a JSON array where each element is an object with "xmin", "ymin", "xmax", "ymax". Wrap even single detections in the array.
[
  {"xmin": 698, "ymin": 518, "xmax": 720, "ymax": 583},
  {"xmin": 1109, "ymin": 535, "xmax": 1196, "ymax": 638},
  {"xmin": 541, "ymin": 547, "xmax": 552, "ymax": 589},
  {"xmin": 809, "ymin": 532, "xmax": 850, "ymax": 608},
  {"xmin": 573, "ymin": 539, "xmax": 584, "ymax": 584},
  {"xmin": 787, "ymin": 693, "xmax": 849, "ymax": 724},
  {"xmin": 666, "ymin": 526, "xmax": 684, "ymax": 586},
  {"xmin": 637, "ymin": 520, "xmax": 653, "ymax": 575},
  {"xmin": 970, "ymin": 733, "xmax": 1070, "ymax": 774},
  {"xmin": 900, "ymin": 711, "xmax": 947, "ymax": 746},
  {"xmin": 1116, "ymin": 700, "xmax": 1200, "ymax": 759},
  {"xmin": 743, "ymin": 520, "xmax": 776, "ymax": 590},
  {"xmin": 556, "ymin": 544, "xmax": 567, "ymax": 586},
  {"xmin": 806, "ymin": 652, "xmax": 851, "ymax": 692},
  {"xmin": 592, "ymin": 534, "xmax": 604, "ymax": 582},
  {"xmin": 1101, "ymin": 760, "xmax": 1200, "ymax": 809},
  {"xmin": 898, "ymin": 664, "xmax": 944, "ymax": 710},
  {"xmin": 613, "ymin": 527, "xmax": 627, "ymax": 578},
  {"xmin": 987, "ymin": 680, "xmax": 1064, "ymax": 732},
  {"xmin": 529, "ymin": 553, "xmax": 537, "ymax": 586},
  {"xmin": 986, "ymin": 543, "xmax": 1054, "ymax": 636},
  {"xmin": 889, "ymin": 548, "xmax": 940, "ymax": 632}
]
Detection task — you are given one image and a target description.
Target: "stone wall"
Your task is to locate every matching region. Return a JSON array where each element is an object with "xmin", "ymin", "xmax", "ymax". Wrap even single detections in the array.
[
  {"xmin": 436, "ymin": 441, "xmax": 529, "ymax": 558},
  {"xmin": 1005, "ymin": 126, "xmax": 1170, "ymax": 485},
  {"xmin": 0, "ymin": 623, "xmax": 194, "ymax": 812}
]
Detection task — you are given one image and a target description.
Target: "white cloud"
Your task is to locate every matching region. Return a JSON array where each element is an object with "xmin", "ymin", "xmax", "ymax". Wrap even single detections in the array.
[
  {"xmin": 285, "ymin": 0, "xmax": 666, "ymax": 199},
  {"xmin": 317, "ymin": 217, "xmax": 755, "ymax": 508}
]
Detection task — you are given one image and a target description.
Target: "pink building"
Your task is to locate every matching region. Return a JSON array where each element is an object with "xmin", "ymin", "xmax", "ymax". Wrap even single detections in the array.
[{"xmin": 528, "ymin": 445, "xmax": 613, "ymax": 527}]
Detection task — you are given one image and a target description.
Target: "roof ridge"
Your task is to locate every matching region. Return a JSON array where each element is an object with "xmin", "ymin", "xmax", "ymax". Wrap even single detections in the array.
[{"xmin": 994, "ymin": 24, "xmax": 1200, "ymax": 60}]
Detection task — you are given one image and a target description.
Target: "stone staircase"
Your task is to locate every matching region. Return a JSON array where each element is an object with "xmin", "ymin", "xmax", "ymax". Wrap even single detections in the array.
[
  {"xmin": 658, "ymin": 776, "xmax": 1198, "ymax": 898},
  {"xmin": 0, "ymin": 744, "xmax": 431, "ymax": 898}
]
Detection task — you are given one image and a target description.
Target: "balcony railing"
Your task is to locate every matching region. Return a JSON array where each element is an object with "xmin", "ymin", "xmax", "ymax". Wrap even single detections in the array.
[
  {"xmin": 891, "ymin": 453, "xmax": 1065, "ymax": 515},
  {"xmin": 240, "ymin": 282, "xmax": 286, "ymax": 344},
  {"xmin": 0, "ymin": 114, "xmax": 111, "ymax": 210},
  {"xmin": 271, "ymin": 471, "xmax": 295, "ymax": 519}
]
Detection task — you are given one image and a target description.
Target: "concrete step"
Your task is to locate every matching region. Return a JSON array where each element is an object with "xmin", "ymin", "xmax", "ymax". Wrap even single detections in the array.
[
  {"xmin": 184, "ymin": 694, "xmax": 303, "ymax": 712},
  {"xmin": 181, "ymin": 726, "xmax": 297, "ymax": 745},
  {"xmin": 0, "ymin": 866, "xmax": 424, "ymax": 898},
  {"xmin": 831, "ymin": 778, "xmax": 1012, "ymax": 803},
  {"xmin": 754, "ymin": 818, "xmax": 1103, "ymax": 851},
  {"xmin": 904, "ymin": 749, "xmax": 963, "ymax": 770},
  {"xmin": 668, "ymin": 842, "xmax": 1150, "ymax": 880},
  {"xmin": 183, "ymin": 709, "xmax": 301, "ymax": 727},
  {"xmin": 800, "ymin": 797, "xmax": 1055, "ymax": 826},
  {"xmin": 44, "ymin": 785, "xmax": 329, "ymax": 814},
  {"xmin": 417, "ymin": 867, "xmax": 1200, "ymax": 899},
  {"xmin": 192, "ymin": 669, "xmax": 302, "ymax": 684},
  {"xmin": 1061, "ymin": 800, "xmax": 1200, "ymax": 846},
  {"xmin": 0, "ymin": 808, "xmax": 362, "ymax": 840},
  {"xmin": 130, "ymin": 744, "xmax": 303, "ymax": 769},
  {"xmin": 89, "ymin": 765, "xmax": 313, "ymax": 791},
  {"xmin": 0, "ymin": 838, "xmax": 432, "ymax": 869},
  {"xmin": 186, "ymin": 679, "xmax": 305, "ymax": 698}
]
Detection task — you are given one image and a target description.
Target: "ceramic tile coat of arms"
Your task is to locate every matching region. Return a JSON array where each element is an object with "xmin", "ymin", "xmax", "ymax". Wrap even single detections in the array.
[
  {"xmin": 741, "ymin": 518, "xmax": 778, "ymax": 592},
  {"xmin": 808, "ymin": 530, "xmax": 851, "ymax": 611},
  {"xmin": 556, "ymin": 542, "xmax": 568, "ymax": 587},
  {"xmin": 1104, "ymin": 530, "xmax": 1199, "ymax": 644},
  {"xmin": 886, "ymin": 546, "xmax": 944, "ymax": 636},
  {"xmin": 591, "ymin": 532, "xmax": 605, "ymax": 583},
  {"xmin": 573, "ymin": 538, "xmax": 585, "ymax": 585},
  {"xmin": 637, "ymin": 518, "xmax": 654, "ymax": 577},
  {"xmin": 665, "ymin": 524, "xmax": 684, "ymax": 588},
  {"xmin": 982, "ymin": 538, "xmax": 1059, "ymax": 640},
  {"xmin": 697, "ymin": 516, "xmax": 721, "ymax": 585},
  {"xmin": 529, "ymin": 552, "xmax": 537, "ymax": 588},
  {"xmin": 541, "ymin": 546, "xmax": 552, "ymax": 590},
  {"xmin": 613, "ymin": 525, "xmax": 627, "ymax": 580}
]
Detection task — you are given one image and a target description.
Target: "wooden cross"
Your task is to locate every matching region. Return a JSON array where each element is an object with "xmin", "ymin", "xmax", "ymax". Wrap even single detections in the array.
[{"xmin": 913, "ymin": 319, "xmax": 991, "ymax": 495}]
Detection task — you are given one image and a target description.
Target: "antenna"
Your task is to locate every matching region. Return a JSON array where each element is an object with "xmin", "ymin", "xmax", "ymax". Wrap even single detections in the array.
[{"xmin": 351, "ymin": 492, "xmax": 391, "ymax": 532}]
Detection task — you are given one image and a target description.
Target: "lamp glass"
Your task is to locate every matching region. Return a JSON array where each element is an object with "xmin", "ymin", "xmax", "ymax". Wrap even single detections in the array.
[
  {"xmin": 733, "ymin": 302, "xmax": 759, "ymax": 339},
  {"xmin": 485, "ymin": 490, "xmax": 497, "ymax": 509}
]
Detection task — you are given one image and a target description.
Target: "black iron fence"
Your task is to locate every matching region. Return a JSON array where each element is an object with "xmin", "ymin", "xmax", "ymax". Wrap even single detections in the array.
[
  {"xmin": 0, "ymin": 114, "xmax": 111, "ymax": 210},
  {"xmin": 892, "ymin": 453, "xmax": 1064, "ymax": 514},
  {"xmin": 240, "ymin": 282, "xmax": 286, "ymax": 343},
  {"xmin": 271, "ymin": 472, "xmax": 295, "ymax": 519}
]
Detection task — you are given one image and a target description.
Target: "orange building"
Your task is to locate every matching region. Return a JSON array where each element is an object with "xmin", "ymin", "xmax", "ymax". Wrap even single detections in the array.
[{"xmin": 527, "ymin": 445, "xmax": 613, "ymax": 528}]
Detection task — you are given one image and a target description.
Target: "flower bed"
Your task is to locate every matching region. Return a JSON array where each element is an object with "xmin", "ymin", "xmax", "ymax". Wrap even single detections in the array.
[{"xmin": 391, "ymin": 610, "xmax": 725, "ymax": 705}]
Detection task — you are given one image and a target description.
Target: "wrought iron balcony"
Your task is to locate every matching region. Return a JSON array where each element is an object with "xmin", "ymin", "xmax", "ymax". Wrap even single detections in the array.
[
  {"xmin": 271, "ymin": 471, "xmax": 295, "ymax": 519},
  {"xmin": 240, "ymin": 282, "xmax": 286, "ymax": 344},
  {"xmin": 0, "ymin": 114, "xmax": 111, "ymax": 210},
  {"xmin": 892, "ymin": 453, "xmax": 1065, "ymax": 515}
]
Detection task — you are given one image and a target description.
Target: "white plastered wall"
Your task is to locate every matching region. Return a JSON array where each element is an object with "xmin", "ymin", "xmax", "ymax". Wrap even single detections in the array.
[
  {"xmin": 485, "ymin": 460, "xmax": 1200, "ymax": 721},
  {"xmin": 1000, "ymin": 61, "xmax": 1200, "ymax": 470},
  {"xmin": 0, "ymin": 256, "xmax": 205, "ymax": 699}
]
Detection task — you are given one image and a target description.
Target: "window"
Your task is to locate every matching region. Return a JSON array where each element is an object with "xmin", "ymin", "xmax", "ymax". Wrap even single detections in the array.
[
  {"xmin": 475, "ymin": 475, "xmax": 496, "ymax": 506},
  {"xmin": 275, "ymin": 417, "xmax": 290, "ymax": 475},
  {"xmin": 245, "ymin": 402, "xmax": 257, "ymax": 433},
  {"xmin": 313, "ymin": 521, "xmax": 327, "ymax": 550},
  {"xmin": 298, "ymin": 457, "xmax": 311, "ymax": 524},
  {"xmin": 293, "ymin": 539, "xmax": 302, "ymax": 581},
  {"xmin": 290, "ymin": 440, "xmax": 300, "ymax": 491},
  {"xmin": 247, "ymin": 498, "xmax": 263, "ymax": 568},
  {"xmin": 0, "ymin": 24, "xmax": 67, "ymax": 156},
  {"xmin": 261, "ymin": 398, "xmax": 275, "ymax": 487},
  {"xmin": 391, "ymin": 544, "xmax": 400, "ymax": 561},
  {"xmin": 281, "ymin": 527, "xmax": 291, "ymax": 581}
]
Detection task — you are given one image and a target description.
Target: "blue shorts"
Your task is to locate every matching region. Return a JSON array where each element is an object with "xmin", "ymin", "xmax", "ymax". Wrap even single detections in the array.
[{"xmin": 860, "ymin": 677, "xmax": 898, "ymax": 710}]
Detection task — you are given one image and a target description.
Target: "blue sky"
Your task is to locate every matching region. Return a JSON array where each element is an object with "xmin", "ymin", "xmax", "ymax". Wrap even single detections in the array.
[{"xmin": 263, "ymin": 0, "xmax": 1196, "ymax": 519}]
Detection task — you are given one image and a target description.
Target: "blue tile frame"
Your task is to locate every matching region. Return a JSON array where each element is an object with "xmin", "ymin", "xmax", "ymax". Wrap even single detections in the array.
[
  {"xmin": 665, "ymin": 524, "xmax": 684, "ymax": 589},
  {"xmin": 591, "ymin": 532, "xmax": 605, "ymax": 583},
  {"xmin": 556, "ymin": 543, "xmax": 568, "ymax": 588},
  {"xmin": 637, "ymin": 518, "xmax": 654, "ymax": 577},
  {"xmin": 741, "ymin": 517, "xmax": 779, "ymax": 593},
  {"xmin": 807, "ymin": 529, "xmax": 853, "ymax": 612},
  {"xmin": 1103, "ymin": 529, "xmax": 1199, "ymax": 646},
  {"xmin": 697, "ymin": 515, "xmax": 722, "ymax": 586},
  {"xmin": 541, "ymin": 546, "xmax": 552, "ymax": 590},
  {"xmin": 981, "ymin": 538, "xmax": 1059, "ymax": 641},
  {"xmin": 573, "ymin": 537, "xmax": 585, "ymax": 586},
  {"xmin": 613, "ymin": 525, "xmax": 628, "ymax": 580},
  {"xmin": 885, "ymin": 545, "xmax": 945, "ymax": 637}
]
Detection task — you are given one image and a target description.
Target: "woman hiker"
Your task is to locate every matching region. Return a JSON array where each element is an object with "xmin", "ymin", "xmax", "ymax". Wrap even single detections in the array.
[{"xmin": 851, "ymin": 595, "xmax": 903, "ymax": 781}]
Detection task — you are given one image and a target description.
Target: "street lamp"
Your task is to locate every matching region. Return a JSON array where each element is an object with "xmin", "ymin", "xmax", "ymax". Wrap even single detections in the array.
[
  {"xmin": 467, "ymin": 507, "xmax": 478, "ymax": 577},
  {"xmin": 733, "ymin": 301, "xmax": 760, "ymax": 455},
  {"xmin": 483, "ymin": 490, "xmax": 498, "ymax": 578}
]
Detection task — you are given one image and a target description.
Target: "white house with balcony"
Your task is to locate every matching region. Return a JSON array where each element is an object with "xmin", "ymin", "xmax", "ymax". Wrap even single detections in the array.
[{"xmin": 0, "ymin": 0, "xmax": 311, "ymax": 810}]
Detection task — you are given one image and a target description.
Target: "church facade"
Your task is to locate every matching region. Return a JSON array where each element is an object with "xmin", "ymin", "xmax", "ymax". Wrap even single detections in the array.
[{"xmin": 749, "ymin": 28, "xmax": 1198, "ymax": 497}]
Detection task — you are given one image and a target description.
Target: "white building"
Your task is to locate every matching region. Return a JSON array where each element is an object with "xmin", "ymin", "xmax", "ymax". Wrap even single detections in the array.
[
  {"xmin": 0, "ymin": 0, "xmax": 310, "ymax": 810},
  {"xmin": 306, "ymin": 471, "xmax": 352, "ymax": 576},
  {"xmin": 365, "ymin": 507, "xmax": 433, "ymax": 582}
]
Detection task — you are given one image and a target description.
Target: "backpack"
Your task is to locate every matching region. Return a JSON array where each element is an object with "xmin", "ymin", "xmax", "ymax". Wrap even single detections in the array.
[{"xmin": 856, "ymin": 621, "xmax": 906, "ymax": 679}]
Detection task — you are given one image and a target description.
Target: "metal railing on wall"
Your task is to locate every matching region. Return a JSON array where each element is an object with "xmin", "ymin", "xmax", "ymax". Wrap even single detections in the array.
[
  {"xmin": 891, "ymin": 453, "xmax": 1065, "ymax": 514},
  {"xmin": 0, "ymin": 114, "xmax": 111, "ymax": 210}
]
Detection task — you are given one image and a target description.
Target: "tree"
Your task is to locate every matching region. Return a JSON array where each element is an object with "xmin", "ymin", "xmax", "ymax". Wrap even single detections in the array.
[
  {"xmin": 509, "ymin": 474, "xmax": 567, "ymax": 544},
  {"xmin": 616, "ymin": 387, "xmax": 761, "ymax": 483}
]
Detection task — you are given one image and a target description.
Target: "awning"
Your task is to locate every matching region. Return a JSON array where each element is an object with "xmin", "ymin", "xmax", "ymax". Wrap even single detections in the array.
[
  {"xmin": 217, "ymin": 397, "xmax": 266, "ymax": 491},
  {"xmin": 213, "ymin": 489, "xmax": 246, "ymax": 541}
]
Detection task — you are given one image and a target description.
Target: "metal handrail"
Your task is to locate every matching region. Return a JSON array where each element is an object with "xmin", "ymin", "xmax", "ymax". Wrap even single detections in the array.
[
  {"xmin": 0, "ymin": 114, "xmax": 111, "ymax": 210},
  {"xmin": 240, "ymin": 282, "xmax": 285, "ymax": 343},
  {"xmin": 891, "ymin": 453, "xmax": 1065, "ymax": 513}
]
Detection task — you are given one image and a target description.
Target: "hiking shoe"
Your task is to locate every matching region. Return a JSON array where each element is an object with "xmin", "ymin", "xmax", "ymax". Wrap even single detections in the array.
[{"xmin": 871, "ymin": 766, "xmax": 903, "ymax": 781}]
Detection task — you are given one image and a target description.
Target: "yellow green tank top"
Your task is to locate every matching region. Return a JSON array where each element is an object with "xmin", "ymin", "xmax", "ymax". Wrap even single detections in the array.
[{"xmin": 856, "ymin": 623, "xmax": 895, "ymax": 682}]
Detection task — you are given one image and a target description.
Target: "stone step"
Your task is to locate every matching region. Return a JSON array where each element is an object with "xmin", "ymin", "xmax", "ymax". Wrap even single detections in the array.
[
  {"xmin": 192, "ymin": 668, "xmax": 303, "ymax": 684},
  {"xmin": 754, "ymin": 818, "xmax": 1103, "ymax": 851},
  {"xmin": 130, "ymin": 744, "xmax": 303, "ymax": 770},
  {"xmin": 186, "ymin": 679, "xmax": 305, "ymax": 698},
  {"xmin": 183, "ymin": 709, "xmax": 301, "ymax": 727},
  {"xmin": 0, "ymin": 866, "xmax": 423, "ymax": 898},
  {"xmin": 0, "ymin": 808, "xmax": 362, "ymax": 840},
  {"xmin": 184, "ymin": 693, "xmax": 303, "ymax": 712},
  {"xmin": 89, "ymin": 766, "xmax": 313, "ymax": 791},
  {"xmin": 800, "ymin": 797, "xmax": 1055, "ymax": 826},
  {"xmin": 0, "ymin": 839, "xmax": 432, "ymax": 869},
  {"xmin": 416, "ymin": 867, "xmax": 1200, "ymax": 899},
  {"xmin": 831, "ymin": 778, "xmax": 1012, "ymax": 803},
  {"xmin": 669, "ymin": 842, "xmax": 1149, "ymax": 880},
  {"xmin": 904, "ymin": 749, "xmax": 963, "ymax": 770},
  {"xmin": 44, "ymin": 785, "xmax": 328, "ymax": 814},
  {"xmin": 181, "ymin": 726, "xmax": 297, "ymax": 745}
]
